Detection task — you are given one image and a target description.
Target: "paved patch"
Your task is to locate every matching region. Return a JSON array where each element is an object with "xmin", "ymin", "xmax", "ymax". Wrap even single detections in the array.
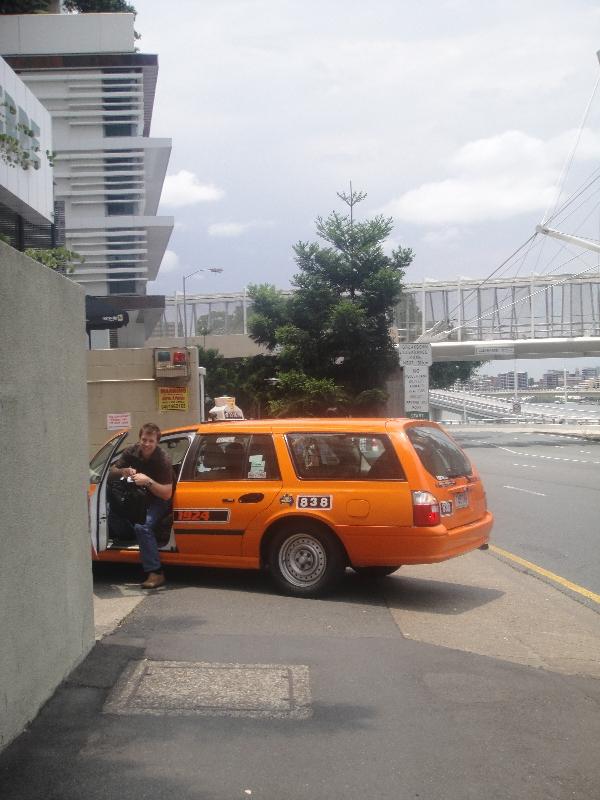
[{"xmin": 104, "ymin": 659, "xmax": 312, "ymax": 719}]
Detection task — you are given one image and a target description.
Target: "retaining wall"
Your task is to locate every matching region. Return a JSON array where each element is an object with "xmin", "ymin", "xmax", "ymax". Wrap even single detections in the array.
[{"xmin": 0, "ymin": 241, "xmax": 94, "ymax": 751}]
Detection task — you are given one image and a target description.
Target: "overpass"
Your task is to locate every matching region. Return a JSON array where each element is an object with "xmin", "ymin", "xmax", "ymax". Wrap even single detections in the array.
[
  {"xmin": 429, "ymin": 389, "xmax": 600, "ymax": 424},
  {"xmin": 149, "ymin": 271, "xmax": 600, "ymax": 361}
]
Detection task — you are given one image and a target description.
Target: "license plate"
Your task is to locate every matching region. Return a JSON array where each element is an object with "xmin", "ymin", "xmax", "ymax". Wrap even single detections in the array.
[{"xmin": 455, "ymin": 490, "xmax": 469, "ymax": 509}]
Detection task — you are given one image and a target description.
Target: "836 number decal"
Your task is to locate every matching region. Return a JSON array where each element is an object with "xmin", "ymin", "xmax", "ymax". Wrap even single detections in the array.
[{"xmin": 296, "ymin": 495, "xmax": 333, "ymax": 510}]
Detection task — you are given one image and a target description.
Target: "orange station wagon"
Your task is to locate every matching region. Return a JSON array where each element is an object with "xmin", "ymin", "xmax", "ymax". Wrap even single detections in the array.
[{"xmin": 89, "ymin": 418, "xmax": 493, "ymax": 596}]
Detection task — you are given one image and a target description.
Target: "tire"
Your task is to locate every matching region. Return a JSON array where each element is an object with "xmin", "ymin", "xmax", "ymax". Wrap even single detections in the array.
[
  {"xmin": 268, "ymin": 522, "xmax": 345, "ymax": 598},
  {"xmin": 352, "ymin": 566, "xmax": 400, "ymax": 578}
]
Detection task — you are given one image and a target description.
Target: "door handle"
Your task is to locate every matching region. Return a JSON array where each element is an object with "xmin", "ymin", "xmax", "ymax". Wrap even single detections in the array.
[
  {"xmin": 221, "ymin": 498, "xmax": 235, "ymax": 503},
  {"xmin": 238, "ymin": 493, "xmax": 265, "ymax": 504}
]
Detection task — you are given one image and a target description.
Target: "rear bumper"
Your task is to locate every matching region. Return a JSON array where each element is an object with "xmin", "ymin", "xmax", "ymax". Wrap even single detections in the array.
[{"xmin": 344, "ymin": 511, "xmax": 494, "ymax": 567}]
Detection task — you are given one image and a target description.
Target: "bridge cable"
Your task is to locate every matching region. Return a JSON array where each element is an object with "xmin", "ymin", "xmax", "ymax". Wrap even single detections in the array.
[
  {"xmin": 440, "ymin": 73, "xmax": 600, "ymax": 332},
  {"xmin": 542, "ymin": 72, "xmax": 600, "ymax": 226}
]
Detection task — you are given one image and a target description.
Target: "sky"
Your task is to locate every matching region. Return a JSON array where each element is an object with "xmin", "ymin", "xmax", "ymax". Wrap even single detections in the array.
[{"xmin": 138, "ymin": 0, "xmax": 600, "ymax": 377}]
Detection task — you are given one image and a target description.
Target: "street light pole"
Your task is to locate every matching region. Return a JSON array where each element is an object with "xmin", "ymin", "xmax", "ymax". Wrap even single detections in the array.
[{"xmin": 182, "ymin": 267, "xmax": 223, "ymax": 349}]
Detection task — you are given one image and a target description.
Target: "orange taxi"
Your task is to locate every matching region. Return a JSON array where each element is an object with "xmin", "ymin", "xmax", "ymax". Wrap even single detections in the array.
[{"xmin": 89, "ymin": 418, "xmax": 493, "ymax": 596}]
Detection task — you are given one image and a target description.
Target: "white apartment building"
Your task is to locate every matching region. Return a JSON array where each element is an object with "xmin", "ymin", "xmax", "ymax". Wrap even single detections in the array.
[
  {"xmin": 0, "ymin": 55, "xmax": 53, "ymax": 231},
  {"xmin": 0, "ymin": 12, "xmax": 173, "ymax": 346}
]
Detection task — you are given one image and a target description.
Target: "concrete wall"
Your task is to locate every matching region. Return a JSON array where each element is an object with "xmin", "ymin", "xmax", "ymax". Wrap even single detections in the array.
[
  {"xmin": 147, "ymin": 333, "xmax": 269, "ymax": 359},
  {"xmin": 0, "ymin": 13, "xmax": 135, "ymax": 55},
  {"xmin": 0, "ymin": 241, "xmax": 94, "ymax": 751},
  {"xmin": 87, "ymin": 347, "xmax": 201, "ymax": 456}
]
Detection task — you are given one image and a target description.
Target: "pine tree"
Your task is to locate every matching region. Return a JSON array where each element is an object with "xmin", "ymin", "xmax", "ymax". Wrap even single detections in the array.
[{"xmin": 249, "ymin": 188, "xmax": 414, "ymax": 415}]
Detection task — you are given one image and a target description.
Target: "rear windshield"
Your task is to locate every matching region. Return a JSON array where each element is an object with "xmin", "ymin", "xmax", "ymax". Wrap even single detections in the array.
[
  {"xmin": 286, "ymin": 433, "xmax": 405, "ymax": 480},
  {"xmin": 406, "ymin": 425, "xmax": 472, "ymax": 479}
]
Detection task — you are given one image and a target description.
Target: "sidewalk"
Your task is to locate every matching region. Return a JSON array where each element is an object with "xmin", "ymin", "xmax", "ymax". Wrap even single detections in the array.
[
  {"xmin": 93, "ymin": 550, "xmax": 600, "ymax": 674},
  {"xmin": 385, "ymin": 550, "xmax": 600, "ymax": 678},
  {"xmin": 2, "ymin": 552, "xmax": 599, "ymax": 800},
  {"xmin": 450, "ymin": 422, "xmax": 600, "ymax": 441},
  {"xmin": 93, "ymin": 576, "xmax": 147, "ymax": 640}
]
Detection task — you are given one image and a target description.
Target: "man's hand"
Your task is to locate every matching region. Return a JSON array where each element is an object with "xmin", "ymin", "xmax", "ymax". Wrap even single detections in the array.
[
  {"xmin": 122, "ymin": 467, "xmax": 136, "ymax": 478},
  {"xmin": 132, "ymin": 472, "xmax": 152, "ymax": 489}
]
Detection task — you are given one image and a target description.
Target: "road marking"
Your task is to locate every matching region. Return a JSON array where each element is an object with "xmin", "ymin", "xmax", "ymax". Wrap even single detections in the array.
[
  {"xmin": 490, "ymin": 545, "xmax": 600, "ymax": 606},
  {"xmin": 503, "ymin": 485, "xmax": 546, "ymax": 496},
  {"xmin": 512, "ymin": 463, "xmax": 536, "ymax": 468},
  {"xmin": 498, "ymin": 446, "xmax": 598, "ymax": 464}
]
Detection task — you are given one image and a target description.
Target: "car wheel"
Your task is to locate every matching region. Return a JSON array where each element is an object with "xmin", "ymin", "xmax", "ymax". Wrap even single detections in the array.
[
  {"xmin": 352, "ymin": 566, "xmax": 400, "ymax": 578},
  {"xmin": 269, "ymin": 523, "xmax": 345, "ymax": 598}
]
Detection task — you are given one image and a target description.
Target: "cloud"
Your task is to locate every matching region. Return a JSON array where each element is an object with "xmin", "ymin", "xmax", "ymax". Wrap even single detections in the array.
[
  {"xmin": 159, "ymin": 249, "xmax": 179, "ymax": 273},
  {"xmin": 383, "ymin": 128, "xmax": 600, "ymax": 226},
  {"xmin": 161, "ymin": 170, "xmax": 225, "ymax": 208},
  {"xmin": 422, "ymin": 227, "xmax": 462, "ymax": 246},
  {"xmin": 207, "ymin": 220, "xmax": 275, "ymax": 238}
]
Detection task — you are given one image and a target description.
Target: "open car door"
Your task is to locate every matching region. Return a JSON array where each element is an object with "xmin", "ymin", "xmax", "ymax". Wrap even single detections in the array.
[{"xmin": 89, "ymin": 431, "xmax": 130, "ymax": 555}]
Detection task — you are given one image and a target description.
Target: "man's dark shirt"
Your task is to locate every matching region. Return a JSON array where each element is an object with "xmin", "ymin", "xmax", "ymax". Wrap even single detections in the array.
[{"xmin": 113, "ymin": 444, "xmax": 173, "ymax": 486}]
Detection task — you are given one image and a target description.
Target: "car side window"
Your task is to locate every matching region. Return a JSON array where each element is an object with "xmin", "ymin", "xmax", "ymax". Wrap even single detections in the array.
[
  {"xmin": 191, "ymin": 434, "xmax": 280, "ymax": 481},
  {"xmin": 286, "ymin": 433, "xmax": 405, "ymax": 480}
]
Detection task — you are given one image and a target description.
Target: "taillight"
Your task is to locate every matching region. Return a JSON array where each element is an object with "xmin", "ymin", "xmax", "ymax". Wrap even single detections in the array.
[{"xmin": 412, "ymin": 491, "xmax": 440, "ymax": 526}]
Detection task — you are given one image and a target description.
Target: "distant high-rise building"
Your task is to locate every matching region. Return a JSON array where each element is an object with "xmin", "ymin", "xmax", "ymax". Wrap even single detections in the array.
[
  {"xmin": 1, "ymin": 12, "xmax": 173, "ymax": 347},
  {"xmin": 494, "ymin": 371, "xmax": 528, "ymax": 390},
  {"xmin": 582, "ymin": 367, "xmax": 600, "ymax": 379}
]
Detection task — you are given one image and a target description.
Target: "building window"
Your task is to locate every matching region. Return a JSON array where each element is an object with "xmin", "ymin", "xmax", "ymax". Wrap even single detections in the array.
[
  {"xmin": 106, "ymin": 197, "xmax": 138, "ymax": 216},
  {"xmin": 104, "ymin": 122, "xmax": 137, "ymax": 137},
  {"xmin": 109, "ymin": 277, "xmax": 137, "ymax": 295}
]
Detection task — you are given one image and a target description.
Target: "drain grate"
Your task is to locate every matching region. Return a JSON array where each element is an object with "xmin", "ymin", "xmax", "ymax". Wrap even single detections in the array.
[{"xmin": 104, "ymin": 660, "xmax": 312, "ymax": 719}]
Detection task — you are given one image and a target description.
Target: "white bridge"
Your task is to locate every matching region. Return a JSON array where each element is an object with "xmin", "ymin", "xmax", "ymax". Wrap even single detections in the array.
[
  {"xmin": 152, "ymin": 267, "xmax": 600, "ymax": 362},
  {"xmin": 429, "ymin": 389, "xmax": 600, "ymax": 424}
]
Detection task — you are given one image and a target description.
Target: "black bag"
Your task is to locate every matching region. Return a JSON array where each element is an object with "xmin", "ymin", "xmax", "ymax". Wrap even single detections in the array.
[{"xmin": 107, "ymin": 477, "xmax": 148, "ymax": 524}]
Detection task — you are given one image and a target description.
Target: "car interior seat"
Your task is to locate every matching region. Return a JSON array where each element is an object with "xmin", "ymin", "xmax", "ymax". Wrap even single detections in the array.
[{"xmin": 223, "ymin": 441, "xmax": 246, "ymax": 479}]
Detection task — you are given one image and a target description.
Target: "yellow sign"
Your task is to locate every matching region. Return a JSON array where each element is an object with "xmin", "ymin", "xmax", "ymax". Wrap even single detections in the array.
[{"xmin": 157, "ymin": 386, "xmax": 189, "ymax": 411}]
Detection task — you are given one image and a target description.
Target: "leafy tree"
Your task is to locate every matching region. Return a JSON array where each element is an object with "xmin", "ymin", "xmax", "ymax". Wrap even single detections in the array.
[
  {"xmin": 24, "ymin": 246, "xmax": 83, "ymax": 273},
  {"xmin": 63, "ymin": 0, "xmax": 136, "ymax": 13},
  {"xmin": 266, "ymin": 372, "xmax": 348, "ymax": 418},
  {"xmin": 249, "ymin": 188, "xmax": 413, "ymax": 415},
  {"xmin": 429, "ymin": 361, "xmax": 484, "ymax": 389},
  {"xmin": 195, "ymin": 347, "xmax": 278, "ymax": 419}
]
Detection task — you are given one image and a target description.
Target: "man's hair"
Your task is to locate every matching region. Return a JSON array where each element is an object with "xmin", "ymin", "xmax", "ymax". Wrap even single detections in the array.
[{"xmin": 139, "ymin": 422, "xmax": 161, "ymax": 441}]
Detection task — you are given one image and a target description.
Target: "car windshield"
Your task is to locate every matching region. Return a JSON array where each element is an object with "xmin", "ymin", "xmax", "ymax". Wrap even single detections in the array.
[{"xmin": 406, "ymin": 425, "xmax": 472, "ymax": 479}]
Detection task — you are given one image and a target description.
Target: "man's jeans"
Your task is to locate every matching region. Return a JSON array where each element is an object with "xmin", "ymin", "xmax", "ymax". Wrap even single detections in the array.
[{"xmin": 108, "ymin": 497, "xmax": 171, "ymax": 573}]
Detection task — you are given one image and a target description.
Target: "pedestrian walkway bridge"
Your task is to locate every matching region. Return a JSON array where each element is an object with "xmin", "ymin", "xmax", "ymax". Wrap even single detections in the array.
[{"xmin": 150, "ymin": 271, "xmax": 600, "ymax": 361}]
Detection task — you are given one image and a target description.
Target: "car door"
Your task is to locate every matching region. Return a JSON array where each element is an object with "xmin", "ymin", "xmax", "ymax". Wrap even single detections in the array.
[
  {"xmin": 153, "ymin": 431, "xmax": 196, "ymax": 548},
  {"xmin": 89, "ymin": 431, "xmax": 130, "ymax": 554},
  {"xmin": 174, "ymin": 432, "xmax": 282, "ymax": 558}
]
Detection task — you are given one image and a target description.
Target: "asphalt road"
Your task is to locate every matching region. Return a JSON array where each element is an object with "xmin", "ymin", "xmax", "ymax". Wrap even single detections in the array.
[
  {"xmin": 1, "ymin": 556, "xmax": 599, "ymax": 800},
  {"xmin": 453, "ymin": 428, "xmax": 600, "ymax": 595}
]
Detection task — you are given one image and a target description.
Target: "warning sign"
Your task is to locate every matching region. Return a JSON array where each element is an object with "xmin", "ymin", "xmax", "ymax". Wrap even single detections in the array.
[{"xmin": 157, "ymin": 386, "xmax": 189, "ymax": 411}]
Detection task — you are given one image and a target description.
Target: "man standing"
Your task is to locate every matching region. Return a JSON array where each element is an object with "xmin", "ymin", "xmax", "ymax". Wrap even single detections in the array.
[{"xmin": 109, "ymin": 423, "xmax": 173, "ymax": 589}]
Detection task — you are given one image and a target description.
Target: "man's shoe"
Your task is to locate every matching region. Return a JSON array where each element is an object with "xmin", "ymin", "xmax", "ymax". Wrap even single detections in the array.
[{"xmin": 142, "ymin": 572, "xmax": 165, "ymax": 589}]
